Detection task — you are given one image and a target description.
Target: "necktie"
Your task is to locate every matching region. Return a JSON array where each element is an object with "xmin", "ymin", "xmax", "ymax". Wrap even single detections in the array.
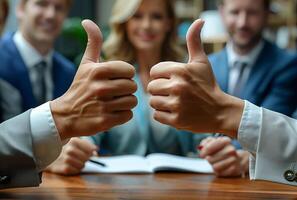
[
  {"xmin": 232, "ymin": 61, "xmax": 248, "ymax": 98},
  {"xmin": 35, "ymin": 61, "xmax": 47, "ymax": 104}
]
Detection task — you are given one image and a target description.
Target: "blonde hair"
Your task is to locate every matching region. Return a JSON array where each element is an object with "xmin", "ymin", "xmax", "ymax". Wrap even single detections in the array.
[{"xmin": 103, "ymin": 0, "xmax": 185, "ymax": 63}]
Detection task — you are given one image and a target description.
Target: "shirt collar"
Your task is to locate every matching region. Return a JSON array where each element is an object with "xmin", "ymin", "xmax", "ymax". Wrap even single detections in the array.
[
  {"xmin": 227, "ymin": 40, "xmax": 264, "ymax": 69},
  {"xmin": 13, "ymin": 31, "xmax": 53, "ymax": 69}
]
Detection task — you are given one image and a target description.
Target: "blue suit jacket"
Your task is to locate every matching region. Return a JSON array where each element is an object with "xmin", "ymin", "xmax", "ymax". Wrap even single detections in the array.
[
  {"xmin": 209, "ymin": 40, "xmax": 297, "ymax": 116},
  {"xmin": 0, "ymin": 33, "xmax": 76, "ymax": 117}
]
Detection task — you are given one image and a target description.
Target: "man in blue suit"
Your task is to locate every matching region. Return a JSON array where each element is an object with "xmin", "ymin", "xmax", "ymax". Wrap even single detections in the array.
[
  {"xmin": 199, "ymin": 0, "xmax": 297, "ymax": 178},
  {"xmin": 0, "ymin": 0, "xmax": 76, "ymax": 121}
]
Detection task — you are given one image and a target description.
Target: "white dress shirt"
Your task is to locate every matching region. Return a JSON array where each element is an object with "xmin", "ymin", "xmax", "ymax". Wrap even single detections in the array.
[
  {"xmin": 238, "ymin": 101, "xmax": 297, "ymax": 186},
  {"xmin": 226, "ymin": 41, "xmax": 264, "ymax": 94},
  {"xmin": 13, "ymin": 31, "xmax": 54, "ymax": 101}
]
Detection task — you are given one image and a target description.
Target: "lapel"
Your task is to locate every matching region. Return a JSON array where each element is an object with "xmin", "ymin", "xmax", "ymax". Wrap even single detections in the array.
[
  {"xmin": 210, "ymin": 49, "xmax": 229, "ymax": 92},
  {"xmin": 242, "ymin": 41, "xmax": 274, "ymax": 101},
  {"xmin": 5, "ymin": 34, "xmax": 37, "ymax": 110}
]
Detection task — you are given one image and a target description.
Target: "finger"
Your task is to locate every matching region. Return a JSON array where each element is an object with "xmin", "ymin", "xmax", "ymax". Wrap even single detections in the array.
[
  {"xmin": 206, "ymin": 145, "xmax": 237, "ymax": 164},
  {"xmin": 105, "ymin": 95, "xmax": 137, "ymax": 112},
  {"xmin": 150, "ymin": 62, "xmax": 183, "ymax": 80},
  {"xmin": 95, "ymin": 61, "xmax": 136, "ymax": 79},
  {"xmin": 92, "ymin": 79, "xmax": 137, "ymax": 100},
  {"xmin": 66, "ymin": 147, "xmax": 91, "ymax": 163},
  {"xmin": 80, "ymin": 19, "xmax": 103, "ymax": 64},
  {"xmin": 147, "ymin": 78, "xmax": 172, "ymax": 96},
  {"xmin": 72, "ymin": 139, "xmax": 98, "ymax": 156},
  {"xmin": 200, "ymin": 137, "xmax": 232, "ymax": 157},
  {"xmin": 152, "ymin": 110, "xmax": 175, "ymax": 127},
  {"xmin": 211, "ymin": 155, "xmax": 238, "ymax": 174},
  {"xmin": 200, "ymin": 137, "xmax": 215, "ymax": 147},
  {"xmin": 186, "ymin": 19, "xmax": 206, "ymax": 63},
  {"xmin": 237, "ymin": 150, "xmax": 250, "ymax": 170},
  {"xmin": 149, "ymin": 96, "xmax": 172, "ymax": 112},
  {"xmin": 63, "ymin": 140, "xmax": 95, "ymax": 162},
  {"xmin": 64, "ymin": 155, "xmax": 86, "ymax": 170},
  {"xmin": 218, "ymin": 166, "xmax": 241, "ymax": 177}
]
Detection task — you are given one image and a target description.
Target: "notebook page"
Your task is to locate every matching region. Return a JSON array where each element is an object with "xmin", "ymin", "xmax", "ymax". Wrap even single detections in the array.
[
  {"xmin": 146, "ymin": 153, "xmax": 213, "ymax": 173},
  {"xmin": 82, "ymin": 155, "xmax": 153, "ymax": 173}
]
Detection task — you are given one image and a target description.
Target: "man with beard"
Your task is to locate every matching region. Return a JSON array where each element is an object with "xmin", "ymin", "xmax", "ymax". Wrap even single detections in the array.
[{"xmin": 197, "ymin": 0, "xmax": 297, "ymax": 178}]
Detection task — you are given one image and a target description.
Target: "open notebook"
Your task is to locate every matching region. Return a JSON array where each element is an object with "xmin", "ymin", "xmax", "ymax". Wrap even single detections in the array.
[{"xmin": 82, "ymin": 153, "xmax": 213, "ymax": 174}]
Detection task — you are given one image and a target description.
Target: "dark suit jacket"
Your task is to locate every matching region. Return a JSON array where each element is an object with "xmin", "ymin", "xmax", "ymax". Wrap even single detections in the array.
[
  {"xmin": 209, "ymin": 40, "xmax": 297, "ymax": 116},
  {"xmin": 0, "ymin": 33, "xmax": 76, "ymax": 121}
]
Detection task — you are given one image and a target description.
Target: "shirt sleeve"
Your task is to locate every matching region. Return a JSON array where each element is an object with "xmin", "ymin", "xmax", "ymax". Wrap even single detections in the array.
[
  {"xmin": 30, "ymin": 102, "xmax": 62, "ymax": 171},
  {"xmin": 237, "ymin": 100, "xmax": 262, "ymax": 180}
]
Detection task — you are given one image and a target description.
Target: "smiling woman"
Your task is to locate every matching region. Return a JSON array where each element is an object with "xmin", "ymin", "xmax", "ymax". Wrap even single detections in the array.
[{"xmin": 103, "ymin": 0, "xmax": 184, "ymax": 63}]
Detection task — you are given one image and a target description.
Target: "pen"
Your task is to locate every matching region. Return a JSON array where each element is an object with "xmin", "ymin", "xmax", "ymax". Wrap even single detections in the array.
[
  {"xmin": 89, "ymin": 158, "xmax": 106, "ymax": 167},
  {"xmin": 214, "ymin": 133, "xmax": 223, "ymax": 137}
]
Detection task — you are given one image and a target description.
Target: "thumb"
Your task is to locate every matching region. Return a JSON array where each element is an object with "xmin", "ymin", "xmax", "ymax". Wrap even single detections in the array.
[
  {"xmin": 80, "ymin": 19, "xmax": 103, "ymax": 65},
  {"xmin": 186, "ymin": 19, "xmax": 206, "ymax": 63}
]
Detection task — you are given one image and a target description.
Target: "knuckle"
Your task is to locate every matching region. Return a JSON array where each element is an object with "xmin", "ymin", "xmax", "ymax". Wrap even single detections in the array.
[
  {"xmin": 226, "ymin": 146, "xmax": 237, "ymax": 156},
  {"xmin": 99, "ymin": 102, "xmax": 109, "ymax": 113},
  {"xmin": 169, "ymin": 97, "xmax": 181, "ymax": 112},
  {"xmin": 170, "ymin": 81, "xmax": 187, "ymax": 95},
  {"xmin": 89, "ymin": 65, "xmax": 104, "ymax": 79},
  {"xmin": 71, "ymin": 138, "xmax": 81, "ymax": 145},
  {"xmin": 64, "ymin": 155, "xmax": 73, "ymax": 164},
  {"xmin": 97, "ymin": 116, "xmax": 109, "ymax": 130},
  {"xmin": 175, "ymin": 66, "xmax": 188, "ymax": 77},
  {"xmin": 64, "ymin": 146, "xmax": 75, "ymax": 155},
  {"xmin": 98, "ymin": 64, "xmax": 111, "ymax": 75},
  {"xmin": 95, "ymin": 84, "xmax": 109, "ymax": 96},
  {"xmin": 171, "ymin": 113, "xmax": 183, "ymax": 127}
]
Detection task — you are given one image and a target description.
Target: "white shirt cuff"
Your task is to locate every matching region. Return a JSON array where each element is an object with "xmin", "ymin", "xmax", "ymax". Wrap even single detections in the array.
[
  {"xmin": 237, "ymin": 100, "xmax": 262, "ymax": 180},
  {"xmin": 30, "ymin": 102, "xmax": 62, "ymax": 171},
  {"xmin": 238, "ymin": 101, "xmax": 262, "ymax": 154}
]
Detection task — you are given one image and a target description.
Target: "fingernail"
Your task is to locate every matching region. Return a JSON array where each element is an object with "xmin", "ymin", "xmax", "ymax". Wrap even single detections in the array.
[{"xmin": 197, "ymin": 145, "xmax": 203, "ymax": 151}]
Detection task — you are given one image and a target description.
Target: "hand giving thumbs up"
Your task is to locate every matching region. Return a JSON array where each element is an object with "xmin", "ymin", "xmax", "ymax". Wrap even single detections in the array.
[
  {"xmin": 148, "ymin": 19, "xmax": 243, "ymax": 135},
  {"xmin": 51, "ymin": 20, "xmax": 138, "ymax": 140}
]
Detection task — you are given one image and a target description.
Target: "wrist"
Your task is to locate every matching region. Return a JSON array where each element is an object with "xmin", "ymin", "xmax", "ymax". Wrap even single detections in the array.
[
  {"xmin": 215, "ymin": 92, "xmax": 244, "ymax": 138},
  {"xmin": 49, "ymin": 98, "xmax": 72, "ymax": 141}
]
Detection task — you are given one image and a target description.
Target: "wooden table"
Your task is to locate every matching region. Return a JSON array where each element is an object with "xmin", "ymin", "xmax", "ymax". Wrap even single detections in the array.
[{"xmin": 1, "ymin": 172, "xmax": 297, "ymax": 199}]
